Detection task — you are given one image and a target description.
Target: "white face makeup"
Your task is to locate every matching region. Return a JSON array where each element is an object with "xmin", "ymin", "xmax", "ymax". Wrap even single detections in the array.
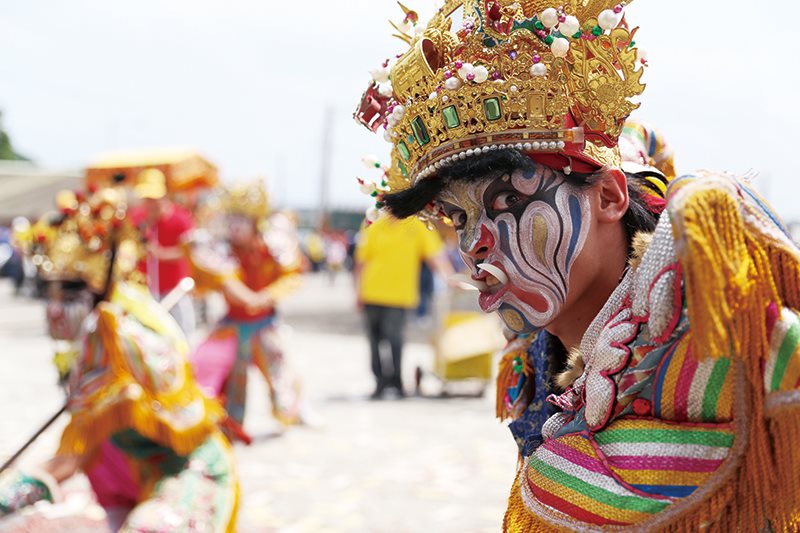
[
  {"xmin": 46, "ymin": 281, "xmax": 93, "ymax": 341},
  {"xmin": 438, "ymin": 165, "xmax": 591, "ymax": 333}
]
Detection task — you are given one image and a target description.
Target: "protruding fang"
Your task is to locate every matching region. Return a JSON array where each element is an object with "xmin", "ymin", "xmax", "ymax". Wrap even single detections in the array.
[{"xmin": 477, "ymin": 263, "xmax": 509, "ymax": 285}]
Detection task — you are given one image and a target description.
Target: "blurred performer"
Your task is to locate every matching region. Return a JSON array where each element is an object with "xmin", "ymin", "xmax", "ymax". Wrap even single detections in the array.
[
  {"xmin": 356, "ymin": 1, "xmax": 800, "ymax": 530},
  {"xmin": 0, "ymin": 189, "xmax": 238, "ymax": 532},
  {"xmin": 354, "ymin": 211, "xmax": 452, "ymax": 398},
  {"xmin": 189, "ymin": 182, "xmax": 304, "ymax": 440},
  {"xmin": 129, "ymin": 168, "xmax": 196, "ymax": 338}
]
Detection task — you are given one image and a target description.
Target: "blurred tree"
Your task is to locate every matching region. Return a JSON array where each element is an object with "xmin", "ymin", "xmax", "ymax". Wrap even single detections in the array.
[{"xmin": 0, "ymin": 111, "xmax": 31, "ymax": 161}]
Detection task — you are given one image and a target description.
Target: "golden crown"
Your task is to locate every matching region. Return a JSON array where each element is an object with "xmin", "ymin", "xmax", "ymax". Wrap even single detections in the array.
[
  {"xmin": 354, "ymin": 0, "xmax": 646, "ymax": 192},
  {"xmin": 223, "ymin": 181, "xmax": 270, "ymax": 221},
  {"xmin": 30, "ymin": 188, "xmax": 141, "ymax": 292}
]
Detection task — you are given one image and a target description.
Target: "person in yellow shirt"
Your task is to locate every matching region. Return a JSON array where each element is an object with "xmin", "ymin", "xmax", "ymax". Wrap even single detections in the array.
[{"xmin": 355, "ymin": 213, "xmax": 452, "ymax": 398}]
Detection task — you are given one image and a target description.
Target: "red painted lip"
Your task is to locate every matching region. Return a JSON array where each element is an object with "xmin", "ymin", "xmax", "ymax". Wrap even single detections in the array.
[
  {"xmin": 471, "ymin": 270, "xmax": 488, "ymax": 282},
  {"xmin": 478, "ymin": 283, "xmax": 509, "ymax": 312},
  {"xmin": 476, "ymin": 262, "xmax": 509, "ymax": 312}
]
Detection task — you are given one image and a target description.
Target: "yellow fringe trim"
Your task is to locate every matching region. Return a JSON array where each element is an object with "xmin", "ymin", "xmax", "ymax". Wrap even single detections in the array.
[
  {"xmin": 674, "ymin": 184, "xmax": 786, "ymax": 530},
  {"xmin": 58, "ymin": 307, "xmax": 224, "ymax": 459},
  {"xmin": 504, "ymin": 474, "xmax": 573, "ymax": 533}
]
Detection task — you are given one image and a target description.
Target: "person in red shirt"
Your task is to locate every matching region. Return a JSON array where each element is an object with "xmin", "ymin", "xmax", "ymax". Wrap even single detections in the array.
[
  {"xmin": 129, "ymin": 168, "xmax": 196, "ymax": 338},
  {"xmin": 188, "ymin": 182, "xmax": 304, "ymax": 441}
]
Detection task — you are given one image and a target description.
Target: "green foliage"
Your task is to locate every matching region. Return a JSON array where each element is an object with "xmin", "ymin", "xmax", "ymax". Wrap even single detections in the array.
[{"xmin": 0, "ymin": 130, "xmax": 30, "ymax": 161}]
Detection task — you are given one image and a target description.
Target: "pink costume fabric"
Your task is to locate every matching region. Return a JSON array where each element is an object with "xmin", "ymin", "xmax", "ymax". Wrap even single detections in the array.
[{"xmin": 189, "ymin": 333, "xmax": 238, "ymax": 399}]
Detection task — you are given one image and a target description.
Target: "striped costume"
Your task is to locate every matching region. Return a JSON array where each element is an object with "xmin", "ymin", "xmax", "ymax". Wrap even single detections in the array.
[{"xmin": 499, "ymin": 173, "xmax": 800, "ymax": 531}]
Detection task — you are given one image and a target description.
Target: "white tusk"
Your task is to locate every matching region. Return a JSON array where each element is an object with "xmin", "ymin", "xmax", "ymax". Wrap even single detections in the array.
[
  {"xmin": 449, "ymin": 273, "xmax": 488, "ymax": 291},
  {"xmin": 477, "ymin": 263, "xmax": 509, "ymax": 285}
]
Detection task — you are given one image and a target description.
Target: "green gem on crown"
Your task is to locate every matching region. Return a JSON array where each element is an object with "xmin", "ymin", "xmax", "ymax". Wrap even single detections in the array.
[
  {"xmin": 442, "ymin": 105, "xmax": 460, "ymax": 129},
  {"xmin": 411, "ymin": 116, "xmax": 430, "ymax": 146},
  {"xmin": 397, "ymin": 141, "xmax": 411, "ymax": 161},
  {"xmin": 484, "ymin": 97, "xmax": 502, "ymax": 121},
  {"xmin": 398, "ymin": 160, "xmax": 408, "ymax": 178}
]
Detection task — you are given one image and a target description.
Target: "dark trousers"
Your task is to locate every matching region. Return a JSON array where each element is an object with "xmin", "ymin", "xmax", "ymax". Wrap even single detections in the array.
[
  {"xmin": 416, "ymin": 263, "xmax": 434, "ymax": 318},
  {"xmin": 364, "ymin": 304, "xmax": 407, "ymax": 388}
]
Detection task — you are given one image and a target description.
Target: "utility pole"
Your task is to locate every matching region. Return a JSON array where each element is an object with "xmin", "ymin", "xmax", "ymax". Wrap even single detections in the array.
[
  {"xmin": 318, "ymin": 106, "xmax": 334, "ymax": 231},
  {"xmin": 274, "ymin": 154, "xmax": 287, "ymax": 210}
]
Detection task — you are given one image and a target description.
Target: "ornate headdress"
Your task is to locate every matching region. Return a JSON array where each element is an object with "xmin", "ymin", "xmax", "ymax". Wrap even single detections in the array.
[
  {"xmin": 30, "ymin": 188, "xmax": 141, "ymax": 292},
  {"xmin": 223, "ymin": 181, "xmax": 270, "ymax": 221},
  {"xmin": 355, "ymin": 0, "xmax": 646, "ymax": 198}
]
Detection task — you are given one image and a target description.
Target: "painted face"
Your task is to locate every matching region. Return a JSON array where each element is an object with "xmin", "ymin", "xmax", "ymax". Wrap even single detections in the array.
[
  {"xmin": 438, "ymin": 165, "xmax": 590, "ymax": 333},
  {"xmin": 45, "ymin": 281, "xmax": 93, "ymax": 341},
  {"xmin": 228, "ymin": 214, "xmax": 256, "ymax": 246}
]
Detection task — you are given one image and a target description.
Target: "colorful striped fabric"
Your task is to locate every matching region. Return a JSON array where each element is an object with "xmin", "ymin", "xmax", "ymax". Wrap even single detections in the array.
[
  {"xmin": 765, "ymin": 308, "xmax": 800, "ymax": 392},
  {"xmin": 595, "ymin": 418, "xmax": 734, "ymax": 499},
  {"xmin": 526, "ymin": 433, "xmax": 670, "ymax": 525},
  {"xmin": 524, "ymin": 418, "xmax": 735, "ymax": 525},
  {"xmin": 652, "ymin": 333, "xmax": 733, "ymax": 422}
]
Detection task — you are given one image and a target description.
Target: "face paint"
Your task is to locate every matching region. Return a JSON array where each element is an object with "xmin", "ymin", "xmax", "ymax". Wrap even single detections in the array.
[
  {"xmin": 439, "ymin": 165, "xmax": 590, "ymax": 333},
  {"xmin": 228, "ymin": 214, "xmax": 256, "ymax": 247},
  {"xmin": 46, "ymin": 282, "xmax": 93, "ymax": 341}
]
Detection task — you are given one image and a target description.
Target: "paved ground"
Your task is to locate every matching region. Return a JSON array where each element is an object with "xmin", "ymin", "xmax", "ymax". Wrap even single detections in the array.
[{"xmin": 0, "ymin": 274, "xmax": 517, "ymax": 532}]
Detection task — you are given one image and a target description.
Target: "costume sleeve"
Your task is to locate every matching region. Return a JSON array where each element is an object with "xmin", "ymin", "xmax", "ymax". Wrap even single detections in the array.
[
  {"xmin": 265, "ymin": 245, "xmax": 302, "ymax": 300},
  {"xmin": 667, "ymin": 171, "xmax": 800, "ymax": 528}
]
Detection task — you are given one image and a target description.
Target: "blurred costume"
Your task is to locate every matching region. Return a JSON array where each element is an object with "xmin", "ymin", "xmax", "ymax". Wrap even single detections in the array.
[
  {"xmin": 0, "ymin": 189, "xmax": 238, "ymax": 532},
  {"xmin": 355, "ymin": 0, "xmax": 800, "ymax": 530},
  {"xmin": 190, "ymin": 183, "xmax": 303, "ymax": 437}
]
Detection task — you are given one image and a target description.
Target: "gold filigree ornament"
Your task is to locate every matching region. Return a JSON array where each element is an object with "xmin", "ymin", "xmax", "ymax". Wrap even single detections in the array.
[
  {"xmin": 30, "ymin": 188, "xmax": 141, "ymax": 293},
  {"xmin": 354, "ymin": 0, "xmax": 646, "ymax": 201}
]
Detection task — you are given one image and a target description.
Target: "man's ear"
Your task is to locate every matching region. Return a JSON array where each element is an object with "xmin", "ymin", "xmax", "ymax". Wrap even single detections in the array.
[{"xmin": 595, "ymin": 168, "xmax": 629, "ymax": 223}]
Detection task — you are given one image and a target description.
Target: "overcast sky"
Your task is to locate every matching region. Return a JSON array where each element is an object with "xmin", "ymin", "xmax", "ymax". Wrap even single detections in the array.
[{"xmin": 1, "ymin": 0, "xmax": 797, "ymax": 218}]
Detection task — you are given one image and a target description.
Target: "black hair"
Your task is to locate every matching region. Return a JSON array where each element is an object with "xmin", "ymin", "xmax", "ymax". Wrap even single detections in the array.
[
  {"xmin": 96, "ymin": 239, "xmax": 118, "ymax": 307},
  {"xmin": 53, "ymin": 279, "xmax": 89, "ymax": 292},
  {"xmin": 383, "ymin": 148, "xmax": 660, "ymax": 245}
]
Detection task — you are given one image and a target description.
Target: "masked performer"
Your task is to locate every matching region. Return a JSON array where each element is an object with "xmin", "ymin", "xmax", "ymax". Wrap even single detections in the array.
[
  {"xmin": 355, "ymin": 1, "xmax": 800, "ymax": 530},
  {"xmin": 0, "ymin": 188, "xmax": 238, "ymax": 532},
  {"xmin": 189, "ymin": 182, "xmax": 303, "ymax": 441}
]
